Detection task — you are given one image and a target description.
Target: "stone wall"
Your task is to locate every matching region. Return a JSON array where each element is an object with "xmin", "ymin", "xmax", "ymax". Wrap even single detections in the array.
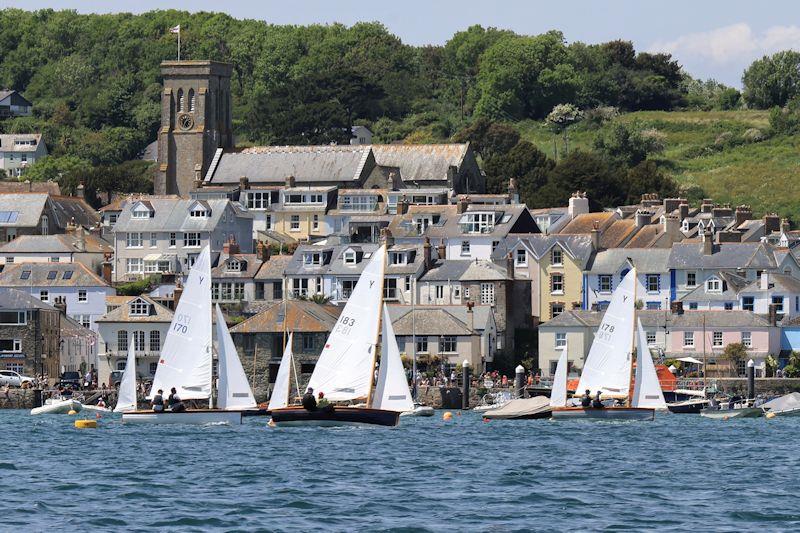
[{"xmin": 714, "ymin": 378, "xmax": 800, "ymax": 396}]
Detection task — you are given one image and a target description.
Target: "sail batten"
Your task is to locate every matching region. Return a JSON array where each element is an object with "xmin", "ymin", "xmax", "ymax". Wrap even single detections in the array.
[
  {"xmin": 372, "ymin": 304, "xmax": 414, "ymax": 412},
  {"xmin": 215, "ymin": 304, "xmax": 257, "ymax": 411}
]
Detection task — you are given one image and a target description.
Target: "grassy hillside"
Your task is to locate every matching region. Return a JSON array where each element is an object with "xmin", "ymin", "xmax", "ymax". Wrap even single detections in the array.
[{"xmin": 517, "ymin": 110, "xmax": 800, "ymax": 219}]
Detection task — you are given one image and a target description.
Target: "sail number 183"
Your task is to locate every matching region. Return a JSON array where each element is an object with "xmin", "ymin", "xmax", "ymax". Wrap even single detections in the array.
[{"xmin": 335, "ymin": 316, "xmax": 356, "ymax": 335}]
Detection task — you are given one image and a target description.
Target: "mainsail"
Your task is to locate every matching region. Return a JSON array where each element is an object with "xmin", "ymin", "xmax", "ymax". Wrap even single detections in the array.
[
  {"xmin": 549, "ymin": 342, "xmax": 568, "ymax": 408},
  {"xmin": 576, "ymin": 268, "xmax": 637, "ymax": 398},
  {"xmin": 632, "ymin": 318, "xmax": 666, "ymax": 409},
  {"xmin": 306, "ymin": 245, "xmax": 386, "ymax": 401},
  {"xmin": 372, "ymin": 304, "xmax": 414, "ymax": 412},
  {"xmin": 215, "ymin": 304, "xmax": 256, "ymax": 411},
  {"xmin": 113, "ymin": 335, "xmax": 137, "ymax": 413},
  {"xmin": 268, "ymin": 333, "xmax": 294, "ymax": 411},
  {"xmin": 149, "ymin": 246, "xmax": 213, "ymax": 400}
]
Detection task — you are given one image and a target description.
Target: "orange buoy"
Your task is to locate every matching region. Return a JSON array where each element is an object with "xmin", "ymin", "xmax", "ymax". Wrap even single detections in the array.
[{"xmin": 442, "ymin": 411, "xmax": 453, "ymax": 420}]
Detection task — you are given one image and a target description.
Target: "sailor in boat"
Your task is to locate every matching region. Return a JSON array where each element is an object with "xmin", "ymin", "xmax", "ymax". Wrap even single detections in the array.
[
  {"xmin": 592, "ymin": 391, "xmax": 605, "ymax": 409},
  {"xmin": 302, "ymin": 387, "xmax": 317, "ymax": 411},
  {"xmin": 151, "ymin": 389, "xmax": 165, "ymax": 412},
  {"xmin": 168, "ymin": 388, "xmax": 186, "ymax": 412},
  {"xmin": 316, "ymin": 392, "xmax": 334, "ymax": 413},
  {"xmin": 580, "ymin": 389, "xmax": 592, "ymax": 408}
]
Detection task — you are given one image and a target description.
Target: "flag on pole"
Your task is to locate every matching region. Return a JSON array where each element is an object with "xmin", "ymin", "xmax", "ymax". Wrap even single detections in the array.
[{"xmin": 170, "ymin": 25, "xmax": 180, "ymax": 34}]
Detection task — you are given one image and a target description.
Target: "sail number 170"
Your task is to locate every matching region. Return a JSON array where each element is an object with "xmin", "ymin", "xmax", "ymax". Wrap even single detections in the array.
[
  {"xmin": 596, "ymin": 322, "xmax": 615, "ymax": 342},
  {"xmin": 173, "ymin": 313, "xmax": 191, "ymax": 335}
]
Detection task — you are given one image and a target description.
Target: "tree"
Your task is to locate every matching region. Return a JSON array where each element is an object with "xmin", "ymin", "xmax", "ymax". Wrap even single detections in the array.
[
  {"xmin": 537, "ymin": 150, "xmax": 622, "ymax": 208},
  {"xmin": 624, "ymin": 160, "xmax": 679, "ymax": 204},
  {"xmin": 482, "ymin": 140, "xmax": 553, "ymax": 202},
  {"xmin": 594, "ymin": 122, "xmax": 665, "ymax": 168},
  {"xmin": 451, "ymin": 117, "xmax": 520, "ymax": 159},
  {"xmin": 546, "ymin": 103, "xmax": 583, "ymax": 159},
  {"xmin": 722, "ymin": 343, "xmax": 748, "ymax": 377},
  {"xmin": 769, "ymin": 96, "xmax": 800, "ymax": 136},
  {"xmin": 743, "ymin": 51, "xmax": 800, "ymax": 108}
]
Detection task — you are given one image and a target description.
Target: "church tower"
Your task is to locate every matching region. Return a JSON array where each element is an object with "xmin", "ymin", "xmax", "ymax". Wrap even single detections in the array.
[{"xmin": 155, "ymin": 60, "xmax": 233, "ymax": 196}]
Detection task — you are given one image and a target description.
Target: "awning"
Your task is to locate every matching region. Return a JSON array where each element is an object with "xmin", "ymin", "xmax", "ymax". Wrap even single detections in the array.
[
  {"xmin": 677, "ymin": 357, "xmax": 704, "ymax": 365},
  {"xmin": 143, "ymin": 254, "xmax": 162, "ymax": 261}
]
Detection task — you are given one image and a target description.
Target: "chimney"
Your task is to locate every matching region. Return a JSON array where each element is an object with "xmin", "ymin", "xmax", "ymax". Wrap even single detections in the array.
[
  {"xmin": 194, "ymin": 165, "xmax": 203, "ymax": 189},
  {"xmin": 664, "ymin": 214, "xmax": 680, "ymax": 236},
  {"xmin": 75, "ymin": 226, "xmax": 86, "ymax": 252},
  {"xmin": 590, "ymin": 220, "xmax": 600, "ymax": 251},
  {"xmin": 781, "ymin": 218, "xmax": 791, "ymax": 234},
  {"xmin": 763, "ymin": 213, "xmax": 781, "ymax": 234},
  {"xmin": 663, "ymin": 198, "xmax": 684, "ymax": 214},
  {"xmin": 397, "ymin": 195, "xmax": 409, "ymax": 215},
  {"xmin": 381, "ymin": 228, "xmax": 394, "ymax": 247},
  {"xmin": 568, "ymin": 191, "xmax": 589, "ymax": 219},
  {"xmin": 761, "ymin": 271, "xmax": 770, "ymax": 291},
  {"xmin": 436, "ymin": 239, "xmax": 446, "ymax": 260},
  {"xmin": 768, "ymin": 303, "xmax": 778, "ymax": 326},
  {"xmin": 89, "ymin": 222, "xmax": 102, "ymax": 236},
  {"xmin": 256, "ymin": 240, "xmax": 270, "ymax": 262},
  {"xmin": 53, "ymin": 296, "xmax": 67, "ymax": 315},
  {"xmin": 634, "ymin": 209, "xmax": 651, "ymax": 229},
  {"xmin": 423, "ymin": 237, "xmax": 433, "ymax": 270},
  {"xmin": 670, "ymin": 301, "xmax": 684, "ymax": 315},
  {"xmin": 712, "ymin": 205, "xmax": 733, "ymax": 218},
  {"xmin": 101, "ymin": 252, "xmax": 112, "ymax": 284},
  {"xmin": 173, "ymin": 279, "xmax": 184, "ymax": 308},
  {"xmin": 641, "ymin": 193, "xmax": 661, "ymax": 208},
  {"xmin": 702, "ymin": 228, "xmax": 714, "ymax": 255},
  {"xmin": 239, "ymin": 176, "xmax": 249, "ymax": 192},
  {"xmin": 387, "ymin": 170, "xmax": 400, "ymax": 191},
  {"xmin": 701, "ymin": 199, "xmax": 714, "ymax": 214},
  {"xmin": 66, "ymin": 217, "xmax": 77, "ymax": 235},
  {"xmin": 679, "ymin": 202, "xmax": 689, "ymax": 221},
  {"xmin": 734, "ymin": 205, "xmax": 752, "ymax": 226},
  {"xmin": 457, "ymin": 195, "xmax": 470, "ymax": 214},
  {"xmin": 508, "ymin": 178, "xmax": 519, "ymax": 204},
  {"xmin": 505, "ymin": 253, "xmax": 514, "ymax": 280},
  {"xmin": 285, "ymin": 175, "xmax": 295, "ymax": 188},
  {"xmin": 75, "ymin": 181, "xmax": 85, "ymax": 199},
  {"xmin": 222, "ymin": 236, "xmax": 240, "ymax": 256},
  {"xmin": 466, "ymin": 300, "xmax": 475, "ymax": 332}
]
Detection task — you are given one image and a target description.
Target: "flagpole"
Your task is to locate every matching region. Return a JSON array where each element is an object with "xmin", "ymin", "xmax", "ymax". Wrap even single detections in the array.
[{"xmin": 177, "ymin": 29, "xmax": 181, "ymax": 61}]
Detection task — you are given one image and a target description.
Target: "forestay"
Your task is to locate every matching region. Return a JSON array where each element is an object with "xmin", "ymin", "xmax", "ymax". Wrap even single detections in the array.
[
  {"xmin": 215, "ymin": 304, "xmax": 256, "ymax": 411},
  {"xmin": 307, "ymin": 246, "xmax": 386, "ymax": 401},
  {"xmin": 372, "ymin": 304, "xmax": 414, "ymax": 412},
  {"xmin": 576, "ymin": 268, "xmax": 636, "ymax": 398},
  {"xmin": 148, "ymin": 246, "xmax": 213, "ymax": 400},
  {"xmin": 268, "ymin": 332, "xmax": 294, "ymax": 411},
  {"xmin": 549, "ymin": 342, "xmax": 568, "ymax": 408},
  {"xmin": 113, "ymin": 335, "xmax": 137, "ymax": 413},
  {"xmin": 632, "ymin": 318, "xmax": 666, "ymax": 409}
]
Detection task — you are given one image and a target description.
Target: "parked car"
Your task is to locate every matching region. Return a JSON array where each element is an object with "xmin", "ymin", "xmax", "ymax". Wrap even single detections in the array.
[
  {"xmin": 109, "ymin": 371, "xmax": 124, "ymax": 388},
  {"xmin": 0, "ymin": 370, "xmax": 34, "ymax": 388},
  {"xmin": 58, "ymin": 371, "xmax": 82, "ymax": 389}
]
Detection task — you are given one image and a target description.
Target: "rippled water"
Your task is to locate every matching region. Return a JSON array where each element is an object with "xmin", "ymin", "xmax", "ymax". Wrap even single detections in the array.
[{"xmin": 3, "ymin": 409, "xmax": 799, "ymax": 531}]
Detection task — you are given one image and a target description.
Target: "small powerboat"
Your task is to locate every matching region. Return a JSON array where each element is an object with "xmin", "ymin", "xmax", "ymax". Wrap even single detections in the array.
[
  {"xmin": 80, "ymin": 403, "xmax": 112, "ymax": 413},
  {"xmin": 667, "ymin": 397, "xmax": 710, "ymax": 414},
  {"xmin": 400, "ymin": 403, "xmax": 435, "ymax": 417},
  {"xmin": 473, "ymin": 391, "xmax": 512, "ymax": 413},
  {"xmin": 700, "ymin": 398, "xmax": 762, "ymax": 419},
  {"xmin": 761, "ymin": 392, "xmax": 800, "ymax": 417},
  {"xmin": 30, "ymin": 397, "xmax": 82, "ymax": 415}
]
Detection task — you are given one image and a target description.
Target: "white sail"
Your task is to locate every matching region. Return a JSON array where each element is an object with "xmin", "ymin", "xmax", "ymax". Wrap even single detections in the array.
[
  {"xmin": 372, "ymin": 304, "xmax": 414, "ymax": 412},
  {"xmin": 307, "ymin": 245, "xmax": 386, "ymax": 401},
  {"xmin": 576, "ymin": 268, "xmax": 636, "ymax": 398},
  {"xmin": 633, "ymin": 318, "xmax": 666, "ymax": 409},
  {"xmin": 268, "ymin": 333, "xmax": 294, "ymax": 411},
  {"xmin": 113, "ymin": 335, "xmax": 137, "ymax": 413},
  {"xmin": 215, "ymin": 304, "xmax": 256, "ymax": 411},
  {"xmin": 549, "ymin": 342, "xmax": 568, "ymax": 408},
  {"xmin": 148, "ymin": 246, "xmax": 213, "ymax": 400}
]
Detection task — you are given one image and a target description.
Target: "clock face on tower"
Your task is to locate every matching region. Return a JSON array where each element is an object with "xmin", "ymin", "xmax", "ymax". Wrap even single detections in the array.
[{"xmin": 178, "ymin": 113, "xmax": 195, "ymax": 131}]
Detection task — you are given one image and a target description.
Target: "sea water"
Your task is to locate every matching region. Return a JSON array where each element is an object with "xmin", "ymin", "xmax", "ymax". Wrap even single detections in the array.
[{"xmin": 2, "ymin": 410, "xmax": 798, "ymax": 531}]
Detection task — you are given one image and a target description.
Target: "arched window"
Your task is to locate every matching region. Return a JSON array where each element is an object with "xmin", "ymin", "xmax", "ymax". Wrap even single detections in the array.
[
  {"xmin": 177, "ymin": 88, "xmax": 185, "ymax": 112},
  {"xmin": 188, "ymin": 89, "xmax": 195, "ymax": 112},
  {"xmin": 133, "ymin": 330, "xmax": 145, "ymax": 351}
]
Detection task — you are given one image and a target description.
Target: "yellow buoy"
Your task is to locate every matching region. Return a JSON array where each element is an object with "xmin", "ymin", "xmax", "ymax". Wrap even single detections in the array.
[
  {"xmin": 67, "ymin": 409, "xmax": 78, "ymax": 415},
  {"xmin": 75, "ymin": 419, "xmax": 97, "ymax": 429},
  {"xmin": 442, "ymin": 411, "xmax": 453, "ymax": 420},
  {"xmin": 766, "ymin": 412, "xmax": 777, "ymax": 419}
]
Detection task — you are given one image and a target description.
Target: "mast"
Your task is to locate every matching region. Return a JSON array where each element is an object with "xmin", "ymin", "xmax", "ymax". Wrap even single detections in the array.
[
  {"xmin": 702, "ymin": 313, "xmax": 707, "ymax": 394},
  {"xmin": 627, "ymin": 266, "xmax": 638, "ymax": 407},
  {"xmin": 411, "ymin": 278, "xmax": 417, "ymax": 401},
  {"xmin": 366, "ymin": 245, "xmax": 388, "ymax": 408}
]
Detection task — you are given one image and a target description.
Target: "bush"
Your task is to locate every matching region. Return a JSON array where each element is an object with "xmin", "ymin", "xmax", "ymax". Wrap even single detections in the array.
[
  {"xmin": 741, "ymin": 128, "xmax": 766, "ymax": 143},
  {"xmin": 116, "ymin": 274, "xmax": 161, "ymax": 296}
]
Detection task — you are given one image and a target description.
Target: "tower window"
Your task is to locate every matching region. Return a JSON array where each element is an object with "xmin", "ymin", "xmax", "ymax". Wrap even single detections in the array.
[
  {"xmin": 188, "ymin": 89, "xmax": 195, "ymax": 112},
  {"xmin": 177, "ymin": 88, "xmax": 185, "ymax": 112}
]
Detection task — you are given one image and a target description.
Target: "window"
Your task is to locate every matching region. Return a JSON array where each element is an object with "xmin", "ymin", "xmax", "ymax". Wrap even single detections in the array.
[
  {"xmin": 0, "ymin": 339, "xmax": 21, "ymax": 352},
  {"xmin": 117, "ymin": 360, "xmax": 127, "ymax": 371},
  {"xmin": 302, "ymin": 335, "xmax": 314, "ymax": 352},
  {"xmin": 129, "ymin": 300, "xmax": 150, "ymax": 316},
  {"xmin": 460, "ymin": 241, "xmax": 471, "ymax": 255},
  {"xmin": 4, "ymin": 257, "xmax": 12, "ymax": 264},
  {"xmin": 341, "ymin": 279, "xmax": 357, "ymax": 299},
  {"xmin": 515, "ymin": 248, "xmax": 527, "ymax": 266},
  {"xmin": 188, "ymin": 88, "xmax": 195, "ymax": 112},
  {"xmin": 383, "ymin": 278, "xmax": 398, "ymax": 300},
  {"xmin": 405, "ymin": 276, "xmax": 411, "ymax": 293},
  {"xmin": 461, "ymin": 212, "xmax": 495, "ymax": 234},
  {"xmin": 742, "ymin": 296, "xmax": 755, "ymax": 312},
  {"xmin": 149, "ymin": 362, "xmax": 158, "ymax": 375},
  {"xmin": 598, "ymin": 275, "xmax": 612, "ymax": 292},
  {"xmin": 464, "ymin": 286, "xmax": 470, "ymax": 300},
  {"xmin": 72, "ymin": 314, "xmax": 90, "ymax": 328},
  {"xmin": 149, "ymin": 331, "xmax": 160, "ymax": 352},
  {"xmin": 772, "ymin": 296, "xmax": 784, "ymax": 313},
  {"xmin": 5, "ymin": 363, "xmax": 23, "ymax": 373},
  {"xmin": 724, "ymin": 302, "xmax": 734, "ymax": 311},
  {"xmin": 117, "ymin": 330, "xmax": 128, "ymax": 350},
  {"xmin": 551, "ymin": 248, "xmax": 563, "ymax": 266},
  {"xmin": 169, "ymin": 232, "xmax": 176, "ymax": 247},
  {"xmin": 646, "ymin": 331, "xmax": 657, "ymax": 345},
  {"xmin": 551, "ymin": 274, "xmax": 564, "ymax": 294},
  {"xmin": 133, "ymin": 331, "xmax": 145, "ymax": 351},
  {"xmin": 550, "ymin": 303, "xmax": 564, "ymax": 318},
  {"xmin": 0, "ymin": 311, "xmax": 25, "ymax": 325},
  {"xmin": 439, "ymin": 336, "xmax": 457, "ymax": 353},
  {"xmin": 126, "ymin": 258, "xmax": 143, "ymax": 274},
  {"xmin": 149, "ymin": 232, "xmax": 157, "ymax": 247},
  {"xmin": 49, "ymin": 257, "xmax": 59, "ymax": 263},
  {"xmin": 742, "ymin": 331, "xmax": 752, "ymax": 348},
  {"xmin": 646, "ymin": 274, "xmax": 660, "ymax": 293},
  {"xmin": 706, "ymin": 277, "xmax": 721, "ymax": 292},
  {"xmin": 646, "ymin": 301, "xmax": 661, "ymax": 310},
  {"xmin": 189, "ymin": 206, "xmax": 208, "ymax": 218},
  {"xmin": 273, "ymin": 281, "xmax": 283, "ymax": 300},
  {"xmin": 183, "ymin": 232, "xmax": 201, "ymax": 247},
  {"xmin": 303, "ymin": 252, "xmax": 322, "ymax": 266},
  {"xmin": 78, "ymin": 290, "xmax": 87, "ymax": 302},
  {"xmin": 62, "ymin": 270, "xmax": 73, "ymax": 280},
  {"xmin": 312, "ymin": 215, "xmax": 319, "ymax": 231},
  {"xmin": 126, "ymin": 232, "xmax": 143, "ymax": 248},
  {"xmin": 435, "ymin": 285, "xmax": 444, "ymax": 300},
  {"xmin": 388, "ymin": 252, "xmax": 407, "ymax": 266},
  {"xmin": 480, "ymin": 283, "xmax": 495, "ymax": 305},
  {"xmin": 40, "ymin": 215, "xmax": 48, "ymax": 235},
  {"xmin": 177, "ymin": 88, "xmax": 185, "ymax": 111},
  {"xmin": 108, "ymin": 214, "xmax": 118, "ymax": 224},
  {"xmin": 292, "ymin": 278, "xmax": 309, "ymax": 297},
  {"xmin": 290, "ymin": 215, "xmax": 300, "ymax": 231},
  {"xmin": 211, "ymin": 282, "xmax": 245, "ymax": 301},
  {"xmin": 687, "ymin": 271, "xmax": 697, "ymax": 287},
  {"xmin": 20, "ymin": 270, "xmax": 30, "ymax": 280},
  {"xmin": 39, "ymin": 290, "xmax": 49, "ymax": 303},
  {"xmin": 46, "ymin": 270, "xmax": 57, "ymax": 280},
  {"xmin": 132, "ymin": 208, "xmax": 150, "ymax": 219},
  {"xmin": 689, "ymin": 302, "xmax": 698, "ymax": 310},
  {"xmin": 555, "ymin": 333, "xmax": 566, "ymax": 348},
  {"xmin": 712, "ymin": 331, "xmax": 723, "ymax": 347},
  {"xmin": 683, "ymin": 331, "xmax": 694, "ymax": 347},
  {"xmin": 416, "ymin": 337, "xmax": 428, "ymax": 354},
  {"xmin": 247, "ymin": 191, "xmax": 271, "ymax": 210}
]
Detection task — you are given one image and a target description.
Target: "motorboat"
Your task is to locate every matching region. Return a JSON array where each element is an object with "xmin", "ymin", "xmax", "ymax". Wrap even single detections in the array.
[
  {"xmin": 400, "ymin": 403, "xmax": 435, "ymax": 417},
  {"xmin": 700, "ymin": 399, "xmax": 762, "ymax": 419},
  {"xmin": 473, "ymin": 391, "xmax": 512, "ymax": 413},
  {"xmin": 667, "ymin": 397, "xmax": 710, "ymax": 414},
  {"xmin": 482, "ymin": 396, "xmax": 552, "ymax": 420},
  {"xmin": 761, "ymin": 392, "xmax": 800, "ymax": 417},
  {"xmin": 30, "ymin": 397, "xmax": 82, "ymax": 415}
]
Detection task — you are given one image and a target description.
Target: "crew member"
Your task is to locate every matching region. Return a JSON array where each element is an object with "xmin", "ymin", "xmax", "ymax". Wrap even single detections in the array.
[
  {"xmin": 169, "ymin": 387, "xmax": 186, "ymax": 412},
  {"xmin": 592, "ymin": 391, "xmax": 604, "ymax": 409},
  {"xmin": 302, "ymin": 387, "xmax": 317, "ymax": 411},
  {"xmin": 317, "ymin": 391, "xmax": 333, "ymax": 413},
  {"xmin": 580, "ymin": 389, "xmax": 592, "ymax": 408},
  {"xmin": 151, "ymin": 389, "xmax": 165, "ymax": 412}
]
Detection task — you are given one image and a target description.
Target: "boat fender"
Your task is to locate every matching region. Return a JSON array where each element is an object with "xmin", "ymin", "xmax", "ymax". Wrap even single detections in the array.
[
  {"xmin": 766, "ymin": 412, "xmax": 776, "ymax": 419},
  {"xmin": 67, "ymin": 409, "xmax": 78, "ymax": 415},
  {"xmin": 75, "ymin": 420, "xmax": 97, "ymax": 429},
  {"xmin": 443, "ymin": 411, "xmax": 453, "ymax": 420}
]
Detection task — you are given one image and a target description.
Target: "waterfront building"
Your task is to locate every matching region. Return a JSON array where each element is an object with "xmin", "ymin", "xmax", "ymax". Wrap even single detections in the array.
[{"xmin": 0, "ymin": 288, "xmax": 61, "ymax": 377}]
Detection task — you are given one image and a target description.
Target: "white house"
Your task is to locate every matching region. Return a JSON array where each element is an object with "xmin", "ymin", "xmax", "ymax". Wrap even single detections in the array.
[
  {"xmin": 585, "ymin": 248, "xmax": 671, "ymax": 311},
  {"xmin": 0, "ymin": 134, "xmax": 47, "ymax": 177}
]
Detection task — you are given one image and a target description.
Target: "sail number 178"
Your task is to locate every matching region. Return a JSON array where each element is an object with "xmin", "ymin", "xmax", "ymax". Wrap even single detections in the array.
[{"xmin": 596, "ymin": 322, "xmax": 615, "ymax": 342}]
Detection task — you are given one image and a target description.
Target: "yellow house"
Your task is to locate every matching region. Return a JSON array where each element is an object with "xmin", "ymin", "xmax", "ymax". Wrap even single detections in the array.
[
  {"xmin": 507, "ymin": 235, "xmax": 595, "ymax": 324},
  {"xmin": 267, "ymin": 186, "xmax": 336, "ymax": 241}
]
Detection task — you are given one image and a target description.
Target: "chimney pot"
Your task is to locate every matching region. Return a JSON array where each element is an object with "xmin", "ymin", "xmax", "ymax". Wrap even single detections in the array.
[{"xmin": 423, "ymin": 237, "xmax": 433, "ymax": 270}]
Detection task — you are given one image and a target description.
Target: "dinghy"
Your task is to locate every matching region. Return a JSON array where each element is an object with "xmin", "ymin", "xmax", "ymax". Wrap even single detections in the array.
[
  {"xmin": 113, "ymin": 336, "xmax": 138, "ymax": 414},
  {"xmin": 762, "ymin": 392, "xmax": 800, "ymax": 417},
  {"xmin": 123, "ymin": 247, "xmax": 257, "ymax": 425},
  {"xmin": 551, "ymin": 268, "xmax": 660, "ymax": 421},
  {"xmin": 400, "ymin": 403, "xmax": 435, "ymax": 417},
  {"xmin": 271, "ymin": 246, "xmax": 412, "ymax": 427},
  {"xmin": 30, "ymin": 397, "xmax": 82, "ymax": 415}
]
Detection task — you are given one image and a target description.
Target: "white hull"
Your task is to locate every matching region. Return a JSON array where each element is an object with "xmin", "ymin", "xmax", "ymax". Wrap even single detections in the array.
[
  {"xmin": 768, "ymin": 408, "xmax": 800, "ymax": 417},
  {"xmin": 122, "ymin": 410, "xmax": 242, "ymax": 425},
  {"xmin": 30, "ymin": 399, "xmax": 82, "ymax": 415},
  {"xmin": 551, "ymin": 407, "xmax": 655, "ymax": 421},
  {"xmin": 700, "ymin": 408, "xmax": 762, "ymax": 419},
  {"xmin": 400, "ymin": 405, "xmax": 435, "ymax": 417},
  {"xmin": 81, "ymin": 404, "xmax": 112, "ymax": 413}
]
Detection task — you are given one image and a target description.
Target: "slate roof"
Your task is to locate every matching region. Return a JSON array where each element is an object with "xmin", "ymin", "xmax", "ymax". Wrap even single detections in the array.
[
  {"xmin": 0, "ymin": 287, "xmax": 58, "ymax": 311},
  {"xmin": 421, "ymin": 259, "xmax": 508, "ymax": 282},
  {"xmin": 539, "ymin": 309, "xmax": 771, "ymax": 329},
  {"xmin": 0, "ymin": 262, "xmax": 109, "ymax": 288},
  {"xmin": 387, "ymin": 305, "xmax": 493, "ymax": 336},
  {"xmin": 254, "ymin": 255, "xmax": 293, "ymax": 280},
  {"xmin": 679, "ymin": 272, "xmax": 745, "ymax": 302},
  {"xmin": 96, "ymin": 295, "xmax": 173, "ymax": 323},
  {"xmin": 387, "ymin": 205, "xmax": 458, "ymax": 239},
  {"xmin": 502, "ymin": 234, "xmax": 595, "ymax": 269},
  {"xmin": 667, "ymin": 242, "xmax": 779, "ymax": 270},
  {"xmin": 559, "ymin": 212, "xmax": 616, "ymax": 234},
  {"xmin": 740, "ymin": 273, "xmax": 800, "ymax": 294},
  {"xmin": 0, "ymin": 134, "xmax": 42, "ymax": 153},
  {"xmin": 230, "ymin": 300, "xmax": 342, "ymax": 334},
  {"xmin": 48, "ymin": 196, "xmax": 100, "ymax": 229},
  {"xmin": 588, "ymin": 248, "xmax": 671, "ymax": 274},
  {"xmin": 211, "ymin": 254, "xmax": 262, "ymax": 279},
  {"xmin": 371, "ymin": 144, "xmax": 470, "ymax": 182},
  {"xmin": 0, "ymin": 233, "xmax": 112, "ymax": 254},
  {"xmin": 113, "ymin": 198, "xmax": 250, "ymax": 233},
  {"xmin": 0, "ymin": 193, "xmax": 48, "ymax": 227}
]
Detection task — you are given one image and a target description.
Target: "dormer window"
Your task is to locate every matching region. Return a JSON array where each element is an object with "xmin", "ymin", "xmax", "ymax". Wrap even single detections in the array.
[
  {"xmin": 515, "ymin": 248, "xmax": 527, "ymax": 266},
  {"xmin": 707, "ymin": 277, "xmax": 722, "ymax": 293},
  {"xmin": 190, "ymin": 207, "xmax": 209, "ymax": 218},
  {"xmin": 343, "ymin": 250, "xmax": 357, "ymax": 265},
  {"xmin": 227, "ymin": 259, "xmax": 242, "ymax": 272},
  {"xmin": 129, "ymin": 299, "xmax": 151, "ymax": 316},
  {"xmin": 389, "ymin": 252, "xmax": 408, "ymax": 265},
  {"xmin": 131, "ymin": 203, "xmax": 152, "ymax": 219},
  {"xmin": 303, "ymin": 252, "xmax": 322, "ymax": 266}
]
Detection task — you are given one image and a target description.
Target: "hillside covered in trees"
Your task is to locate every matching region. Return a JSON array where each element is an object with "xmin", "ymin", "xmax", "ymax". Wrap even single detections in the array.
[{"xmin": 1, "ymin": 9, "xmax": 800, "ymax": 217}]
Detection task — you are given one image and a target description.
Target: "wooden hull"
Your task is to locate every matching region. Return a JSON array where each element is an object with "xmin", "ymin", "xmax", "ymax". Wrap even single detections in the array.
[
  {"xmin": 667, "ymin": 399, "xmax": 709, "ymax": 414},
  {"xmin": 270, "ymin": 406, "xmax": 400, "ymax": 427},
  {"xmin": 121, "ymin": 409, "xmax": 243, "ymax": 425},
  {"xmin": 551, "ymin": 407, "xmax": 655, "ymax": 421},
  {"xmin": 699, "ymin": 407, "xmax": 762, "ymax": 419}
]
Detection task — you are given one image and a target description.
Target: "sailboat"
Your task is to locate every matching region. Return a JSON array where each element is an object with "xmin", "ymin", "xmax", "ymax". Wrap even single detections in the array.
[
  {"xmin": 267, "ymin": 332, "xmax": 295, "ymax": 411},
  {"xmin": 122, "ymin": 247, "xmax": 257, "ymax": 424},
  {"xmin": 113, "ymin": 336, "xmax": 137, "ymax": 413},
  {"xmin": 400, "ymin": 295, "xmax": 435, "ymax": 417},
  {"xmin": 270, "ymin": 245, "xmax": 413, "ymax": 427},
  {"xmin": 551, "ymin": 268, "xmax": 660, "ymax": 421}
]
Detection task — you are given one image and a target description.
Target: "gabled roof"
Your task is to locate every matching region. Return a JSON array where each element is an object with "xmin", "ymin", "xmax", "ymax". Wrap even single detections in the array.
[
  {"xmin": 0, "ymin": 133, "xmax": 42, "ymax": 153},
  {"xmin": 371, "ymin": 144, "xmax": 470, "ymax": 182},
  {"xmin": 230, "ymin": 300, "xmax": 342, "ymax": 334},
  {"xmin": 504, "ymin": 234, "xmax": 595, "ymax": 269},
  {"xmin": 0, "ymin": 262, "xmax": 109, "ymax": 288},
  {"xmin": 740, "ymin": 273, "xmax": 800, "ymax": 294},
  {"xmin": 668, "ymin": 242, "xmax": 780, "ymax": 270},
  {"xmin": 387, "ymin": 305, "xmax": 493, "ymax": 336},
  {"xmin": 211, "ymin": 254, "xmax": 262, "ymax": 279},
  {"xmin": 0, "ymin": 233, "xmax": 112, "ymax": 254},
  {"xmin": 539, "ymin": 309, "xmax": 771, "ymax": 329},
  {"xmin": 0, "ymin": 89, "xmax": 32, "ymax": 107},
  {"xmin": 588, "ymin": 248, "xmax": 671, "ymax": 274},
  {"xmin": 254, "ymin": 255, "xmax": 293, "ymax": 280},
  {"xmin": 421, "ymin": 259, "xmax": 508, "ymax": 282},
  {"xmin": 0, "ymin": 193, "xmax": 47, "ymax": 227},
  {"xmin": 113, "ymin": 198, "xmax": 250, "ymax": 233},
  {"xmin": 679, "ymin": 272, "xmax": 745, "ymax": 303},
  {"xmin": 96, "ymin": 295, "xmax": 173, "ymax": 323}
]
